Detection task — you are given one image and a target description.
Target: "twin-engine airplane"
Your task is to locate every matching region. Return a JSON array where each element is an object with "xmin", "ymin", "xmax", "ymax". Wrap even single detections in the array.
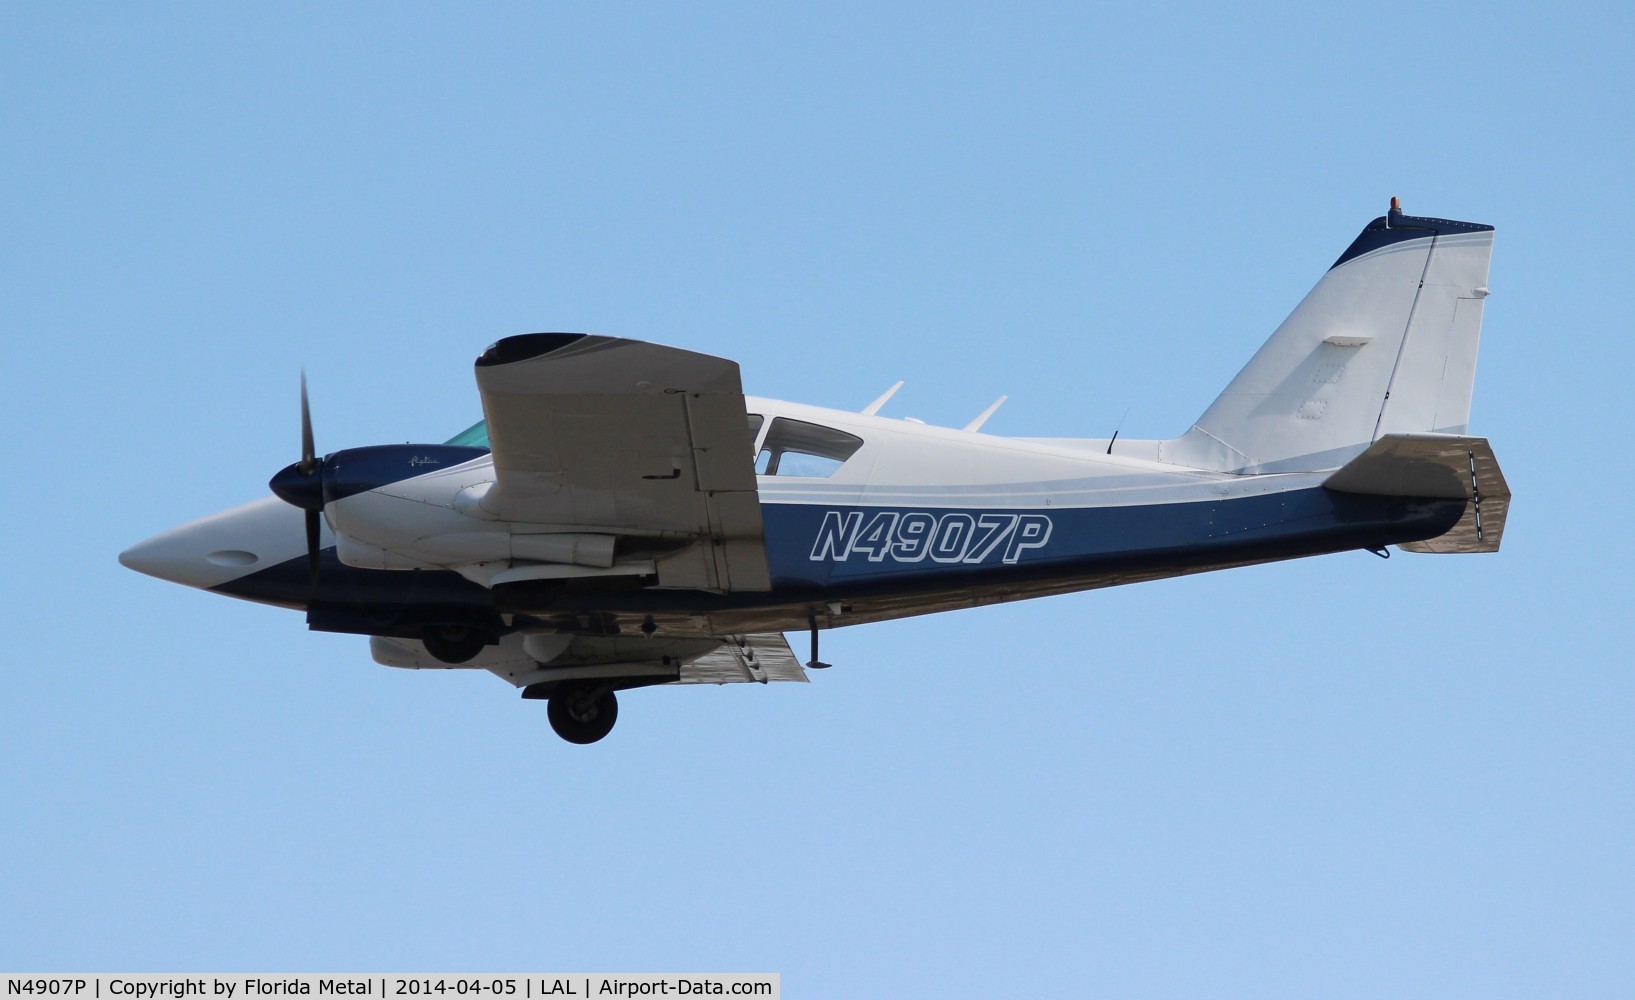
[{"xmin": 123, "ymin": 201, "xmax": 1509, "ymax": 744}]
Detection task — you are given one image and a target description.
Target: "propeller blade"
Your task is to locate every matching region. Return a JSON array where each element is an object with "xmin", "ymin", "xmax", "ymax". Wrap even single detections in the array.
[
  {"xmin": 298, "ymin": 370, "xmax": 316, "ymax": 476},
  {"xmin": 305, "ymin": 509, "xmax": 321, "ymax": 592}
]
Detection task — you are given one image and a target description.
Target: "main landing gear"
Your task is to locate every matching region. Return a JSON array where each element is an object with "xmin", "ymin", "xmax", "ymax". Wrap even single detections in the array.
[
  {"xmin": 546, "ymin": 682, "xmax": 619, "ymax": 744},
  {"xmin": 421, "ymin": 624, "xmax": 490, "ymax": 664}
]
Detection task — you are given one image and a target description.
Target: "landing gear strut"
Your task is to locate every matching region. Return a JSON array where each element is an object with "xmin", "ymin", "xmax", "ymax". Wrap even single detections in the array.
[
  {"xmin": 421, "ymin": 624, "xmax": 488, "ymax": 664},
  {"xmin": 547, "ymin": 682, "xmax": 619, "ymax": 744}
]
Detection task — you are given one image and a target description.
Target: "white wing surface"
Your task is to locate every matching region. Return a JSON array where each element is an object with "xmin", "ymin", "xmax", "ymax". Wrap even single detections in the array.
[{"xmin": 473, "ymin": 334, "xmax": 770, "ymax": 591}]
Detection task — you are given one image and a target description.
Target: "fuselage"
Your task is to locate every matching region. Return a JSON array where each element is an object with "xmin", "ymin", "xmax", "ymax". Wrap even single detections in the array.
[{"xmin": 120, "ymin": 395, "xmax": 1466, "ymax": 639}]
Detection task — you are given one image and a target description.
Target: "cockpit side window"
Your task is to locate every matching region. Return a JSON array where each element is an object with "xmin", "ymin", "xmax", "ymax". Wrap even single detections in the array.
[
  {"xmin": 746, "ymin": 413, "xmax": 765, "ymax": 454},
  {"xmin": 755, "ymin": 417, "xmax": 863, "ymax": 478}
]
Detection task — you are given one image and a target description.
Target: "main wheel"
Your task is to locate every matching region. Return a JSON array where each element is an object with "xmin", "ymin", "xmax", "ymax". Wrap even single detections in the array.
[
  {"xmin": 422, "ymin": 624, "xmax": 487, "ymax": 664},
  {"xmin": 547, "ymin": 685, "xmax": 619, "ymax": 744}
]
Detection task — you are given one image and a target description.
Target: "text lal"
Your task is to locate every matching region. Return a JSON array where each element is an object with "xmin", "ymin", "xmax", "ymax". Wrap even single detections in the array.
[{"xmin": 539, "ymin": 983, "xmax": 735, "ymax": 996}]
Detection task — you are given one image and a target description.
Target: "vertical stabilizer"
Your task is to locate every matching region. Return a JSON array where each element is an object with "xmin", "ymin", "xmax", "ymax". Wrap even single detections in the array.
[{"xmin": 1161, "ymin": 203, "xmax": 1494, "ymax": 474}]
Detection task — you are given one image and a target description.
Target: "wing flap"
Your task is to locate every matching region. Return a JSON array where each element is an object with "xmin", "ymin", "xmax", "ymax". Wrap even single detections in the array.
[{"xmin": 678, "ymin": 633, "xmax": 810, "ymax": 685}]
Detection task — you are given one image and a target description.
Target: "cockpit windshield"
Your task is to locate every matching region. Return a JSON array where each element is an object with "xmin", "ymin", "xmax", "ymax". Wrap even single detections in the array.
[{"xmin": 444, "ymin": 420, "xmax": 490, "ymax": 447}]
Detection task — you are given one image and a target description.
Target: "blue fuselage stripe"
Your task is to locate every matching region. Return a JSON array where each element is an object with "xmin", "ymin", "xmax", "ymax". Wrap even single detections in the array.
[
  {"xmin": 213, "ymin": 488, "xmax": 1465, "ymax": 623},
  {"xmin": 760, "ymin": 488, "xmax": 1452, "ymax": 590}
]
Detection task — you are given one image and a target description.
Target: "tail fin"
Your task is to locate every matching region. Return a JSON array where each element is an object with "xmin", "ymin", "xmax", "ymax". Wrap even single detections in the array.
[{"xmin": 1160, "ymin": 202, "xmax": 1495, "ymax": 474}]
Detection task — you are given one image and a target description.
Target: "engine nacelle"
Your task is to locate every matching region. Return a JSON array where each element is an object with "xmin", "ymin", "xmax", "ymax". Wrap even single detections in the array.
[
  {"xmin": 314, "ymin": 444, "xmax": 624, "ymax": 577},
  {"xmin": 320, "ymin": 444, "xmax": 494, "ymax": 567}
]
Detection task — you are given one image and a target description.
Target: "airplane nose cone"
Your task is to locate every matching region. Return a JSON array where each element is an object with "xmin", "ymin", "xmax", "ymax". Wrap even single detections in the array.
[
  {"xmin": 119, "ymin": 497, "xmax": 309, "ymax": 591},
  {"xmin": 119, "ymin": 535, "xmax": 171, "ymax": 578},
  {"xmin": 119, "ymin": 526, "xmax": 261, "ymax": 589}
]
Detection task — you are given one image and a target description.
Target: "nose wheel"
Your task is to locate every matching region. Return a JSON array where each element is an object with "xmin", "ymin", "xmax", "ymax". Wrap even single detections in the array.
[{"xmin": 547, "ymin": 683, "xmax": 619, "ymax": 744}]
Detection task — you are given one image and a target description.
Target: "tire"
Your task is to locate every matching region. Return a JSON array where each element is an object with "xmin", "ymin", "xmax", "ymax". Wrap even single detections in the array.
[
  {"xmin": 547, "ymin": 686, "xmax": 619, "ymax": 744},
  {"xmin": 422, "ymin": 625, "xmax": 487, "ymax": 664}
]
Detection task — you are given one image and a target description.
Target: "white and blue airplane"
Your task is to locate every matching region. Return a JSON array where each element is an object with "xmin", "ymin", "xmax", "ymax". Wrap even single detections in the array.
[{"xmin": 122, "ymin": 201, "xmax": 1508, "ymax": 743}]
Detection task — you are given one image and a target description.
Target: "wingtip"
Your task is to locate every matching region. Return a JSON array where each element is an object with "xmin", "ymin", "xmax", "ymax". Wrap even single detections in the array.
[{"xmin": 476, "ymin": 332, "xmax": 590, "ymax": 367}]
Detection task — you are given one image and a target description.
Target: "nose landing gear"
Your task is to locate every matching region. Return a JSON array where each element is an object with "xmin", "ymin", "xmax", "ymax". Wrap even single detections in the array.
[{"xmin": 546, "ymin": 682, "xmax": 619, "ymax": 744}]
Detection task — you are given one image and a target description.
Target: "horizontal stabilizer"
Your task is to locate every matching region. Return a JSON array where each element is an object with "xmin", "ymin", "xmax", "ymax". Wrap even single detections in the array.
[{"xmin": 1323, "ymin": 433, "xmax": 1510, "ymax": 552}]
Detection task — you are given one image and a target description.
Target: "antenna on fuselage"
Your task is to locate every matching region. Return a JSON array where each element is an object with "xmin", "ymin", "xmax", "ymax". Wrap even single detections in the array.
[
  {"xmin": 805, "ymin": 613, "xmax": 832, "ymax": 670},
  {"xmin": 1106, "ymin": 406, "xmax": 1131, "ymax": 455},
  {"xmin": 963, "ymin": 396, "xmax": 1008, "ymax": 433},
  {"xmin": 860, "ymin": 381, "xmax": 903, "ymax": 416}
]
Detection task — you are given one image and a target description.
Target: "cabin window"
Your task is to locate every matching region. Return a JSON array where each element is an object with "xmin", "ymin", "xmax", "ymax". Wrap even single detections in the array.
[{"xmin": 755, "ymin": 418, "xmax": 863, "ymax": 478}]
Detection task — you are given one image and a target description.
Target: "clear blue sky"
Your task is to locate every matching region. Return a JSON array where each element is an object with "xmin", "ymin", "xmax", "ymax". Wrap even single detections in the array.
[{"xmin": 4, "ymin": 3, "xmax": 1631, "ymax": 995}]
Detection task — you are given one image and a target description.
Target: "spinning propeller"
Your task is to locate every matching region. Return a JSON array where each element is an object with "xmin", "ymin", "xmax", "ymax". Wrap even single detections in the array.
[{"xmin": 267, "ymin": 373, "xmax": 326, "ymax": 591}]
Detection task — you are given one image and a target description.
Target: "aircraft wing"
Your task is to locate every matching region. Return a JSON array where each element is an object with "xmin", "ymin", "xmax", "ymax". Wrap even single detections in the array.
[
  {"xmin": 372, "ymin": 632, "xmax": 809, "ymax": 684},
  {"xmin": 473, "ymin": 333, "xmax": 770, "ymax": 591}
]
